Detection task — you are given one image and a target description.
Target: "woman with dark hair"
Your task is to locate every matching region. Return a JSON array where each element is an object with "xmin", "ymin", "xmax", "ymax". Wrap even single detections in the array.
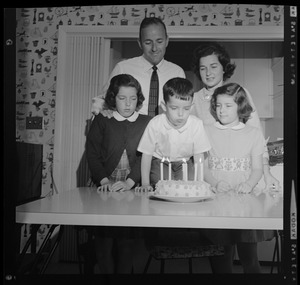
[
  {"xmin": 191, "ymin": 42, "xmax": 279, "ymax": 191},
  {"xmin": 190, "ymin": 43, "xmax": 279, "ymax": 273}
]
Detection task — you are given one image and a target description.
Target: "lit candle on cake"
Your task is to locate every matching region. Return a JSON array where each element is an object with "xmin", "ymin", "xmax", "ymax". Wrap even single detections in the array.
[
  {"xmin": 194, "ymin": 160, "xmax": 198, "ymax": 181},
  {"xmin": 182, "ymin": 158, "xmax": 188, "ymax": 181},
  {"xmin": 166, "ymin": 157, "xmax": 171, "ymax": 180},
  {"xmin": 160, "ymin": 157, "xmax": 165, "ymax": 180},
  {"xmin": 199, "ymin": 157, "xmax": 203, "ymax": 181}
]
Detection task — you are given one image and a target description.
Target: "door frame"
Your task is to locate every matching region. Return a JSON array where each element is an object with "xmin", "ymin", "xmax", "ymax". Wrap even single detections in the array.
[{"xmin": 54, "ymin": 25, "xmax": 284, "ymax": 192}]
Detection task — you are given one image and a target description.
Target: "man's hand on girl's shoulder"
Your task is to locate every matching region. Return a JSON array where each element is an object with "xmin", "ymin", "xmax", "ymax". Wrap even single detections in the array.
[
  {"xmin": 100, "ymin": 109, "xmax": 113, "ymax": 118},
  {"xmin": 91, "ymin": 96, "xmax": 105, "ymax": 115}
]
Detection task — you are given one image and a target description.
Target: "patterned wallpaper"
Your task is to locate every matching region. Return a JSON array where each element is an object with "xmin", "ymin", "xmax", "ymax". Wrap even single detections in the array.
[{"xmin": 16, "ymin": 4, "xmax": 284, "ymax": 196}]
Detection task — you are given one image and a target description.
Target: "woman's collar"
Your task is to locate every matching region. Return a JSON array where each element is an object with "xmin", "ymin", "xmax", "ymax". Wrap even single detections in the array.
[{"xmin": 203, "ymin": 80, "xmax": 224, "ymax": 97}]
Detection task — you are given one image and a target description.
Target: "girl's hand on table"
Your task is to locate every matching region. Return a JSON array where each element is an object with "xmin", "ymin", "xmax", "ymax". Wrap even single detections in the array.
[
  {"xmin": 97, "ymin": 184, "xmax": 112, "ymax": 192},
  {"xmin": 134, "ymin": 185, "xmax": 154, "ymax": 192},
  {"xmin": 215, "ymin": 180, "xmax": 231, "ymax": 193},
  {"xmin": 110, "ymin": 181, "xmax": 131, "ymax": 192},
  {"xmin": 235, "ymin": 182, "xmax": 252, "ymax": 194},
  {"xmin": 264, "ymin": 173, "xmax": 280, "ymax": 192}
]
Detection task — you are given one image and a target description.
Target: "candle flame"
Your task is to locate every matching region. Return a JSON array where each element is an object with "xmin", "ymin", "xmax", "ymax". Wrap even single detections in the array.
[
  {"xmin": 161, "ymin": 157, "xmax": 165, "ymax": 163},
  {"xmin": 182, "ymin": 158, "xmax": 187, "ymax": 163}
]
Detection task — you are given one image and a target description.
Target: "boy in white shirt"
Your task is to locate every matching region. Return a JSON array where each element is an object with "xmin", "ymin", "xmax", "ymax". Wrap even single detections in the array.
[{"xmin": 137, "ymin": 77, "xmax": 211, "ymax": 191}]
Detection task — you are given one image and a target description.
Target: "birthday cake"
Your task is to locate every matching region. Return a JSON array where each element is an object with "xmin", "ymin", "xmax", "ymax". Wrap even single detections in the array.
[{"xmin": 154, "ymin": 180, "xmax": 213, "ymax": 198}]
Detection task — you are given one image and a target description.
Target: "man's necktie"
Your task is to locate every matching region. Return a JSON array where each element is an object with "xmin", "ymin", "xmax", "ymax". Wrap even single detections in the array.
[{"xmin": 148, "ymin": 65, "xmax": 159, "ymax": 117}]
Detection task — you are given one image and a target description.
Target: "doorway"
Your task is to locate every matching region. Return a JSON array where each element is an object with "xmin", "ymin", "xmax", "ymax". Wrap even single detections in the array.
[{"xmin": 54, "ymin": 25, "xmax": 283, "ymax": 193}]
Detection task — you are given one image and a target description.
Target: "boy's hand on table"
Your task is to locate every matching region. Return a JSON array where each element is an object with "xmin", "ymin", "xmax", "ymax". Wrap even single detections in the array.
[{"xmin": 135, "ymin": 185, "xmax": 154, "ymax": 192}]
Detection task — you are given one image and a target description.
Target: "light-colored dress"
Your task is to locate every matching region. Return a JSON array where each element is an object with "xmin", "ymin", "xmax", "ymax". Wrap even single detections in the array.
[
  {"xmin": 191, "ymin": 87, "xmax": 269, "ymax": 159},
  {"xmin": 203, "ymin": 122, "xmax": 275, "ymax": 244},
  {"xmin": 205, "ymin": 122, "xmax": 265, "ymax": 189}
]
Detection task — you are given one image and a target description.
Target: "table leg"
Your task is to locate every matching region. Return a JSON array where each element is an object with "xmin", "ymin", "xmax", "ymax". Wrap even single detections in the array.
[
  {"xmin": 16, "ymin": 224, "xmax": 41, "ymax": 273},
  {"xmin": 40, "ymin": 225, "xmax": 64, "ymax": 274},
  {"xmin": 16, "ymin": 224, "xmax": 64, "ymax": 274}
]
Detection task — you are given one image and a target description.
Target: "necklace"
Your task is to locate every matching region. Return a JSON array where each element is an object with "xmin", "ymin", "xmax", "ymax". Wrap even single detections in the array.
[
  {"xmin": 202, "ymin": 94, "xmax": 212, "ymax": 101},
  {"xmin": 201, "ymin": 89, "xmax": 213, "ymax": 101}
]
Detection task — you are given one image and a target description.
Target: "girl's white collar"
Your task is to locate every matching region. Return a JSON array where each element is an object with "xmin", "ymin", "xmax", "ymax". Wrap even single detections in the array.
[
  {"xmin": 215, "ymin": 121, "xmax": 245, "ymax": 130},
  {"xmin": 113, "ymin": 111, "xmax": 139, "ymax": 122}
]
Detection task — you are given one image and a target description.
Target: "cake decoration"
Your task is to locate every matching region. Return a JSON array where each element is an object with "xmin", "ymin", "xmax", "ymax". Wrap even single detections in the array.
[
  {"xmin": 154, "ymin": 180, "xmax": 213, "ymax": 198},
  {"xmin": 154, "ymin": 157, "xmax": 213, "ymax": 198}
]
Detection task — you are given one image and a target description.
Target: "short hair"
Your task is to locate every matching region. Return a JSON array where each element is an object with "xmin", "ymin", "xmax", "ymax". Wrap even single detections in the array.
[
  {"xmin": 104, "ymin": 74, "xmax": 144, "ymax": 111},
  {"xmin": 191, "ymin": 42, "xmax": 236, "ymax": 82},
  {"xmin": 163, "ymin": 77, "xmax": 194, "ymax": 103},
  {"xmin": 139, "ymin": 17, "xmax": 167, "ymax": 42},
  {"xmin": 210, "ymin": 83, "xmax": 253, "ymax": 123}
]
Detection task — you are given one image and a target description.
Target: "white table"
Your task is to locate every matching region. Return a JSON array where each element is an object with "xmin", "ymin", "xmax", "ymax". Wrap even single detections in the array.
[{"xmin": 16, "ymin": 187, "xmax": 283, "ymax": 230}]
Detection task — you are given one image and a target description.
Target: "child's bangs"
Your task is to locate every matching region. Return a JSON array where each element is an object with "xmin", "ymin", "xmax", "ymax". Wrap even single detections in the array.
[{"xmin": 174, "ymin": 94, "xmax": 192, "ymax": 101}]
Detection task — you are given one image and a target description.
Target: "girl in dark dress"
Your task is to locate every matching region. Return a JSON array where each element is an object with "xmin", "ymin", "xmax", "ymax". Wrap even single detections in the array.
[{"xmin": 86, "ymin": 74, "xmax": 151, "ymax": 273}]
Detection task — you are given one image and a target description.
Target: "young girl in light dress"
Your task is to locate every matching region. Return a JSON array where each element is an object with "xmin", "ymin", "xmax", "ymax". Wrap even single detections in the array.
[
  {"xmin": 203, "ymin": 82, "xmax": 275, "ymax": 273},
  {"xmin": 86, "ymin": 74, "xmax": 151, "ymax": 273},
  {"xmin": 190, "ymin": 42, "xmax": 279, "ymax": 191}
]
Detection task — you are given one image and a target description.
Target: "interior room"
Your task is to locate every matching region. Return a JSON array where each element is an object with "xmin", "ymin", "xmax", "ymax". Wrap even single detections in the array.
[
  {"xmin": 120, "ymin": 39, "xmax": 284, "ymax": 140},
  {"xmin": 7, "ymin": 4, "xmax": 287, "ymax": 276}
]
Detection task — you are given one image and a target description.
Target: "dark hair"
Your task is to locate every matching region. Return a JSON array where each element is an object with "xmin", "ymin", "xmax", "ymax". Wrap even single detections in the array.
[
  {"xmin": 104, "ymin": 74, "xmax": 144, "ymax": 110},
  {"xmin": 191, "ymin": 42, "xmax": 236, "ymax": 82},
  {"xmin": 210, "ymin": 83, "xmax": 253, "ymax": 123},
  {"xmin": 163, "ymin": 77, "xmax": 194, "ymax": 103},
  {"xmin": 139, "ymin": 17, "xmax": 167, "ymax": 42}
]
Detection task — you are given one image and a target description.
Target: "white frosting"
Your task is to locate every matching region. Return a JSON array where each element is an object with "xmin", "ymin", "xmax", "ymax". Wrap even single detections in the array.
[{"xmin": 155, "ymin": 180, "xmax": 213, "ymax": 197}]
